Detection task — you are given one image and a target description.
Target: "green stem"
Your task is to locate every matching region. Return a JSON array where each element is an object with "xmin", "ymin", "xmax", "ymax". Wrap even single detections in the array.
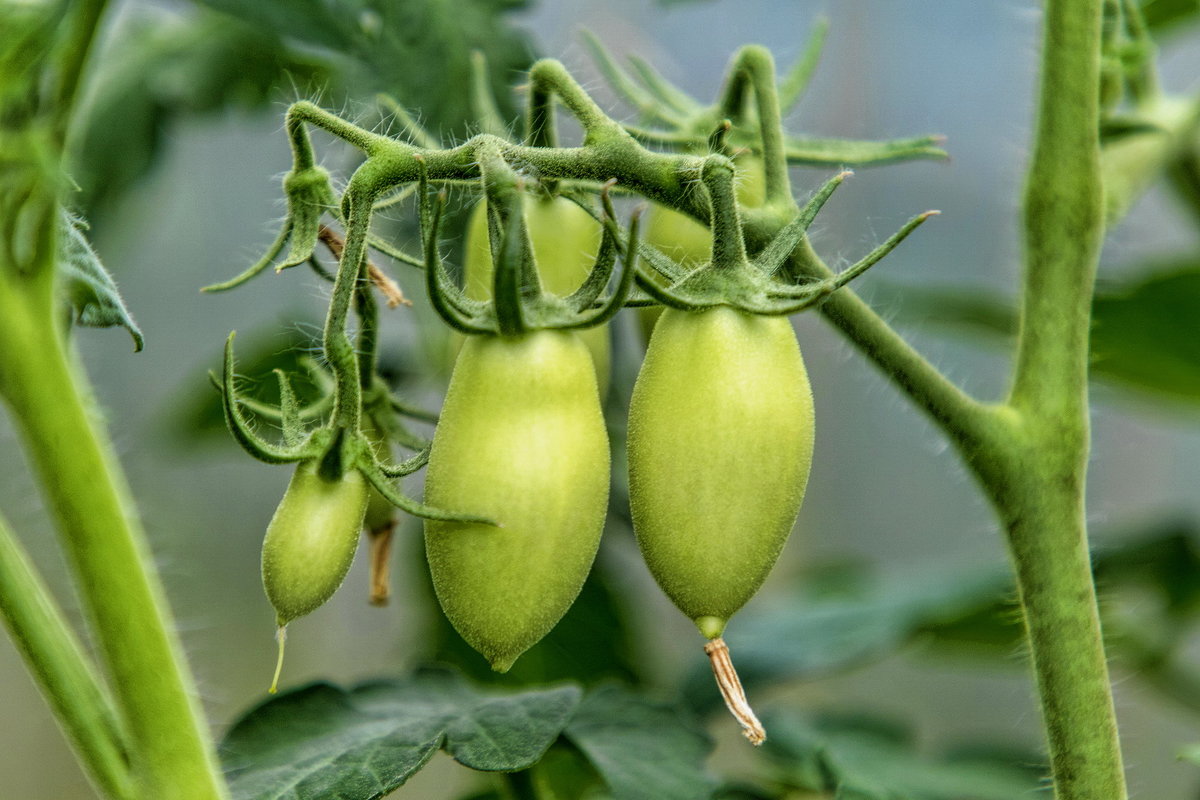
[
  {"xmin": 0, "ymin": 509, "xmax": 134, "ymax": 800},
  {"xmin": 718, "ymin": 46, "xmax": 792, "ymax": 205},
  {"xmin": 1002, "ymin": 0, "xmax": 1125, "ymax": 797},
  {"xmin": 0, "ymin": 272, "xmax": 227, "ymax": 800}
]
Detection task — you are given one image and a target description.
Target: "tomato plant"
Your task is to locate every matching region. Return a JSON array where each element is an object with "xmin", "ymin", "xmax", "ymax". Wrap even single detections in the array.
[{"xmin": 3, "ymin": 3, "xmax": 1200, "ymax": 800}]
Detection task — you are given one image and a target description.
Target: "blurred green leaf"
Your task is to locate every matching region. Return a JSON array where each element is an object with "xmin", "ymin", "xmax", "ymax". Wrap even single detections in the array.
[
  {"xmin": 221, "ymin": 669, "xmax": 581, "ymax": 800},
  {"xmin": 1091, "ymin": 266, "xmax": 1200, "ymax": 401},
  {"xmin": 681, "ymin": 562, "xmax": 1012, "ymax": 712},
  {"xmin": 1141, "ymin": 0, "xmax": 1200, "ymax": 33},
  {"xmin": 564, "ymin": 685, "xmax": 716, "ymax": 800},
  {"xmin": 884, "ymin": 260, "xmax": 1200, "ymax": 405},
  {"xmin": 58, "ymin": 210, "xmax": 144, "ymax": 350},
  {"xmin": 528, "ymin": 743, "xmax": 608, "ymax": 800},
  {"xmin": 1182, "ymin": 743, "xmax": 1200, "ymax": 764},
  {"xmin": 763, "ymin": 710, "xmax": 1048, "ymax": 800},
  {"xmin": 195, "ymin": 0, "xmax": 533, "ymax": 138},
  {"xmin": 74, "ymin": 12, "xmax": 329, "ymax": 215}
]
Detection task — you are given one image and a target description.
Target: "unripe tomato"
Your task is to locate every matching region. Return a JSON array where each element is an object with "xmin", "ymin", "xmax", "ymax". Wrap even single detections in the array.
[
  {"xmin": 261, "ymin": 460, "xmax": 370, "ymax": 626},
  {"xmin": 463, "ymin": 195, "xmax": 610, "ymax": 395},
  {"xmin": 639, "ymin": 155, "xmax": 766, "ymax": 341},
  {"xmin": 424, "ymin": 330, "xmax": 610, "ymax": 672},
  {"xmin": 627, "ymin": 307, "xmax": 814, "ymax": 639}
]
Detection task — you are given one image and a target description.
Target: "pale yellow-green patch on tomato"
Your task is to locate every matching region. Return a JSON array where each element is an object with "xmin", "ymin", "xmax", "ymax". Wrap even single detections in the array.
[
  {"xmin": 261, "ymin": 460, "xmax": 369, "ymax": 626},
  {"xmin": 462, "ymin": 195, "xmax": 610, "ymax": 396},
  {"xmin": 627, "ymin": 307, "xmax": 814, "ymax": 637},
  {"xmin": 424, "ymin": 330, "xmax": 610, "ymax": 672}
]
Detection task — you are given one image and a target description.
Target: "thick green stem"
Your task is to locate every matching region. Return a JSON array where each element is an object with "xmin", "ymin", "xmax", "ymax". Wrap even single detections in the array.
[
  {"xmin": 1003, "ymin": 0, "xmax": 1125, "ymax": 797},
  {"xmin": 0, "ymin": 273, "xmax": 227, "ymax": 800},
  {"xmin": 0, "ymin": 509, "xmax": 134, "ymax": 800}
]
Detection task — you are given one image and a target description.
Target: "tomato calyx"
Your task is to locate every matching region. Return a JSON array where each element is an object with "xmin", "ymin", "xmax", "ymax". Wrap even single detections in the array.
[
  {"xmin": 419, "ymin": 148, "xmax": 640, "ymax": 337},
  {"xmin": 217, "ymin": 331, "xmax": 493, "ymax": 525},
  {"xmin": 634, "ymin": 165, "xmax": 938, "ymax": 316}
]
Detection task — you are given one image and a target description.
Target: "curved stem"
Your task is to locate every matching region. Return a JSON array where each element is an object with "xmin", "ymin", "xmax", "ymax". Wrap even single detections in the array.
[{"xmin": 718, "ymin": 46, "xmax": 792, "ymax": 205}]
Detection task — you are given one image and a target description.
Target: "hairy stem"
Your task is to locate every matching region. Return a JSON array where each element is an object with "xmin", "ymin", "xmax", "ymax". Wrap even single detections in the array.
[
  {"xmin": 0, "ymin": 272, "xmax": 227, "ymax": 800},
  {"xmin": 0, "ymin": 509, "xmax": 134, "ymax": 800},
  {"xmin": 1004, "ymin": 0, "xmax": 1125, "ymax": 797}
]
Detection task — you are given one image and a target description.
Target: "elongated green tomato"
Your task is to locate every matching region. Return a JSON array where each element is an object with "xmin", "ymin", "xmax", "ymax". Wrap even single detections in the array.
[
  {"xmin": 424, "ymin": 330, "xmax": 610, "ymax": 672},
  {"xmin": 463, "ymin": 196, "xmax": 610, "ymax": 395},
  {"xmin": 639, "ymin": 156, "xmax": 766, "ymax": 341},
  {"xmin": 261, "ymin": 459, "xmax": 369, "ymax": 689},
  {"xmin": 628, "ymin": 306, "xmax": 813, "ymax": 638}
]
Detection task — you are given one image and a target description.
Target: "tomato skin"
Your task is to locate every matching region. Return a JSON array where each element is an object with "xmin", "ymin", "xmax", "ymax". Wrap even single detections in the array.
[
  {"xmin": 261, "ymin": 460, "xmax": 370, "ymax": 626},
  {"xmin": 627, "ymin": 307, "xmax": 814, "ymax": 638},
  {"xmin": 424, "ymin": 330, "xmax": 610, "ymax": 672},
  {"xmin": 463, "ymin": 196, "xmax": 610, "ymax": 394}
]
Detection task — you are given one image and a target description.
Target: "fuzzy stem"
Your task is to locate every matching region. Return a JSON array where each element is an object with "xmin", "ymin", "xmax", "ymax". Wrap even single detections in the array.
[
  {"xmin": 0, "ymin": 510, "xmax": 134, "ymax": 800},
  {"xmin": 0, "ymin": 272, "xmax": 227, "ymax": 800},
  {"xmin": 1002, "ymin": 0, "xmax": 1125, "ymax": 798},
  {"xmin": 323, "ymin": 178, "xmax": 377, "ymax": 433},
  {"xmin": 718, "ymin": 46, "xmax": 792, "ymax": 205}
]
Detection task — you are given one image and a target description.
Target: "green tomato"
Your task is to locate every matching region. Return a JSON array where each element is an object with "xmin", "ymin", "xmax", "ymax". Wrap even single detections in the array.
[
  {"xmin": 627, "ymin": 307, "xmax": 814, "ymax": 639},
  {"xmin": 638, "ymin": 155, "xmax": 767, "ymax": 341},
  {"xmin": 261, "ymin": 460, "xmax": 370, "ymax": 626},
  {"xmin": 462, "ymin": 195, "xmax": 610, "ymax": 396},
  {"xmin": 424, "ymin": 330, "xmax": 610, "ymax": 672}
]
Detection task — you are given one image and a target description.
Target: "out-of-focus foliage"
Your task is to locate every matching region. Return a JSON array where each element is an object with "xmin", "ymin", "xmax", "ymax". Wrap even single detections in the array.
[
  {"xmin": 883, "ymin": 260, "xmax": 1200, "ymax": 406},
  {"xmin": 759, "ymin": 710, "xmax": 1048, "ymax": 800},
  {"xmin": 73, "ymin": 0, "xmax": 532, "ymax": 217}
]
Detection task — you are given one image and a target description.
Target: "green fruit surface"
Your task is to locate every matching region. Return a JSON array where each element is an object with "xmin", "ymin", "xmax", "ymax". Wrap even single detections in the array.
[
  {"xmin": 463, "ymin": 195, "xmax": 610, "ymax": 395},
  {"xmin": 627, "ymin": 307, "xmax": 814, "ymax": 637},
  {"xmin": 261, "ymin": 460, "xmax": 370, "ymax": 626},
  {"xmin": 424, "ymin": 331, "xmax": 610, "ymax": 672}
]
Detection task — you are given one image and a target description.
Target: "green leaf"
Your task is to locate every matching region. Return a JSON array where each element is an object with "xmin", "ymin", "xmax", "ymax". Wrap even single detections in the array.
[
  {"xmin": 1182, "ymin": 743, "xmax": 1200, "ymax": 764},
  {"xmin": 1091, "ymin": 265, "xmax": 1200, "ymax": 401},
  {"xmin": 883, "ymin": 260, "xmax": 1200, "ymax": 405},
  {"xmin": 564, "ymin": 685, "xmax": 716, "ymax": 800},
  {"xmin": 195, "ymin": 0, "xmax": 534, "ymax": 138},
  {"xmin": 1141, "ymin": 0, "xmax": 1200, "ymax": 33},
  {"xmin": 74, "ymin": 12, "xmax": 329, "ymax": 213},
  {"xmin": 58, "ymin": 211, "xmax": 143, "ymax": 350},
  {"xmin": 763, "ymin": 711, "xmax": 1048, "ymax": 800},
  {"xmin": 681, "ymin": 562, "xmax": 1012, "ymax": 712},
  {"xmin": 221, "ymin": 669, "xmax": 581, "ymax": 800}
]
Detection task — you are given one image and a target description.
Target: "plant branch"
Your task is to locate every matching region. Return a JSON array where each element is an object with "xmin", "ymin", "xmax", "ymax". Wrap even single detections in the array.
[
  {"xmin": 0, "ymin": 509, "xmax": 134, "ymax": 800},
  {"xmin": 0, "ymin": 271, "xmax": 228, "ymax": 800},
  {"xmin": 1000, "ymin": 0, "xmax": 1126, "ymax": 798}
]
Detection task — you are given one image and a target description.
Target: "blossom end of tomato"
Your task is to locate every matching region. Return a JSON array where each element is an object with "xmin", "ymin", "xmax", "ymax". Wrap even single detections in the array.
[{"xmin": 696, "ymin": 615, "xmax": 727, "ymax": 640}]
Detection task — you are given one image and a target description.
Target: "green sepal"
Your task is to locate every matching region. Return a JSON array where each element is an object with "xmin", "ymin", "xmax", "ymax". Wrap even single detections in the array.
[
  {"xmin": 279, "ymin": 166, "xmax": 337, "ymax": 270},
  {"xmin": 220, "ymin": 332, "xmax": 319, "ymax": 464},
  {"xmin": 356, "ymin": 457, "xmax": 495, "ymax": 525}
]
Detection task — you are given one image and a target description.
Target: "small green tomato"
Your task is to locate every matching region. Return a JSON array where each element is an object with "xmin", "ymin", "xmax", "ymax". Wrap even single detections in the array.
[
  {"xmin": 261, "ymin": 459, "xmax": 369, "ymax": 627},
  {"xmin": 424, "ymin": 330, "xmax": 610, "ymax": 672},
  {"xmin": 627, "ymin": 306, "xmax": 814, "ymax": 639}
]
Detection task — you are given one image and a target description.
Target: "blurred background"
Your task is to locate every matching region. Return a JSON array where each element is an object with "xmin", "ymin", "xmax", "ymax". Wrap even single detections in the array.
[{"xmin": 2, "ymin": 0, "xmax": 1200, "ymax": 797}]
